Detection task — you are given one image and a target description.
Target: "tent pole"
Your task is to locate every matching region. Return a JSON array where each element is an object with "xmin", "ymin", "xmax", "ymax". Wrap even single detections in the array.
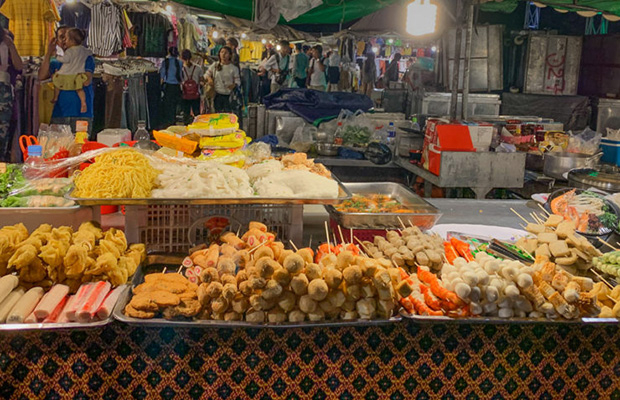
[
  {"xmin": 461, "ymin": 0, "xmax": 475, "ymax": 120},
  {"xmin": 450, "ymin": 0, "xmax": 463, "ymax": 119}
]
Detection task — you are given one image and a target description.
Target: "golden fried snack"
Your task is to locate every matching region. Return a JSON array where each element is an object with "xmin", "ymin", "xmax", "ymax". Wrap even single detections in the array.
[{"xmin": 125, "ymin": 304, "xmax": 156, "ymax": 319}]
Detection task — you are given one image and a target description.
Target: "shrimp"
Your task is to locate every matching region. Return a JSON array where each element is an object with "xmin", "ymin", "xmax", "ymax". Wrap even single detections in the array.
[
  {"xmin": 405, "ymin": 294, "xmax": 444, "ymax": 316},
  {"xmin": 419, "ymin": 284, "xmax": 442, "ymax": 311}
]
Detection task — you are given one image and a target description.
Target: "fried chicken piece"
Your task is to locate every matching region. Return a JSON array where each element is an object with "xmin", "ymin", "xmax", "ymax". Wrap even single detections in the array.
[
  {"xmin": 148, "ymin": 290, "xmax": 181, "ymax": 307},
  {"xmin": 125, "ymin": 304, "xmax": 156, "ymax": 319},
  {"xmin": 129, "ymin": 292, "xmax": 160, "ymax": 311},
  {"xmin": 162, "ymin": 299, "xmax": 202, "ymax": 319}
]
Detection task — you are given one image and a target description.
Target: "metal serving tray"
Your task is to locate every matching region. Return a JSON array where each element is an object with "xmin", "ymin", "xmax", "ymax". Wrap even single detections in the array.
[
  {"xmin": 66, "ymin": 176, "xmax": 352, "ymax": 206},
  {"xmin": 0, "ymin": 286, "xmax": 127, "ymax": 331},
  {"xmin": 0, "ymin": 205, "xmax": 80, "ymax": 213},
  {"xmin": 113, "ymin": 255, "xmax": 402, "ymax": 328},
  {"xmin": 400, "ymin": 311, "xmax": 619, "ymax": 325},
  {"xmin": 325, "ymin": 182, "xmax": 442, "ymax": 230}
]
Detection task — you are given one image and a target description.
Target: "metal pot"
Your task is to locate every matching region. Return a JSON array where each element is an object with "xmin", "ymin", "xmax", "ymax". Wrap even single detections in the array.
[
  {"xmin": 525, "ymin": 152, "xmax": 544, "ymax": 172},
  {"xmin": 543, "ymin": 152, "xmax": 602, "ymax": 180},
  {"xmin": 316, "ymin": 143, "xmax": 340, "ymax": 156}
]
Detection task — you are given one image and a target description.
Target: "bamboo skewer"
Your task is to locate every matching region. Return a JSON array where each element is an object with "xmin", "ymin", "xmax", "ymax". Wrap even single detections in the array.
[
  {"xmin": 308, "ymin": 235, "xmax": 312, "ymax": 249},
  {"xmin": 511, "ymin": 208, "xmax": 531, "ymax": 225},
  {"xmin": 537, "ymin": 203, "xmax": 551, "ymax": 217},
  {"xmin": 177, "ymin": 266, "xmax": 183, "ymax": 274},
  {"xmin": 162, "ymin": 267, "xmax": 168, "ymax": 274},
  {"xmin": 397, "ymin": 216, "xmax": 407, "ymax": 230},
  {"xmin": 350, "ymin": 228, "xmax": 353, "ymax": 245},
  {"xmin": 289, "ymin": 240, "xmax": 299, "ymax": 252},
  {"xmin": 248, "ymin": 240, "xmax": 268, "ymax": 254},
  {"xmin": 607, "ymin": 295, "xmax": 618, "ymax": 304},
  {"xmin": 354, "ymin": 237, "xmax": 372, "ymax": 255},
  {"xmin": 597, "ymin": 238, "xmax": 620, "ymax": 251},
  {"xmin": 530, "ymin": 213, "xmax": 544, "ymax": 225},
  {"xmin": 324, "ymin": 221, "xmax": 331, "ymax": 254},
  {"xmin": 591, "ymin": 269, "xmax": 614, "ymax": 289}
]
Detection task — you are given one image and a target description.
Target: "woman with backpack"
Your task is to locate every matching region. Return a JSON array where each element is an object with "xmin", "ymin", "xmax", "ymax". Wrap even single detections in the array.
[
  {"xmin": 206, "ymin": 46, "xmax": 240, "ymax": 113},
  {"xmin": 160, "ymin": 46, "xmax": 182, "ymax": 126},
  {"xmin": 180, "ymin": 49, "xmax": 203, "ymax": 123}
]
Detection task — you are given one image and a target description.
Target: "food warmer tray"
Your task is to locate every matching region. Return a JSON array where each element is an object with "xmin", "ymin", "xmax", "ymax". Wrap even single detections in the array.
[
  {"xmin": 400, "ymin": 311, "xmax": 619, "ymax": 324},
  {"xmin": 0, "ymin": 286, "xmax": 127, "ymax": 331},
  {"xmin": 66, "ymin": 176, "xmax": 352, "ymax": 206},
  {"xmin": 325, "ymin": 182, "xmax": 442, "ymax": 230},
  {"xmin": 113, "ymin": 255, "xmax": 402, "ymax": 328},
  {"xmin": 0, "ymin": 205, "xmax": 81, "ymax": 214}
]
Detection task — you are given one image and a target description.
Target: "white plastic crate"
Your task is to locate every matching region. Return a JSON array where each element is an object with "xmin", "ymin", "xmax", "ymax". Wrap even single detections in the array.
[{"xmin": 125, "ymin": 204, "xmax": 303, "ymax": 253}]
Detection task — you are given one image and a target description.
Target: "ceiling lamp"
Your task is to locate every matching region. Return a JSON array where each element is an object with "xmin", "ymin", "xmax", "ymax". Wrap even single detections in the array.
[
  {"xmin": 406, "ymin": 0, "xmax": 437, "ymax": 36},
  {"xmin": 212, "ymin": 30, "xmax": 219, "ymax": 38}
]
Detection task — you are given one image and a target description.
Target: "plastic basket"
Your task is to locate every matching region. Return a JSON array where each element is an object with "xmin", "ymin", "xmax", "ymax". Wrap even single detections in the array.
[
  {"xmin": 329, "ymin": 218, "xmax": 387, "ymax": 244},
  {"xmin": 125, "ymin": 204, "xmax": 302, "ymax": 253}
]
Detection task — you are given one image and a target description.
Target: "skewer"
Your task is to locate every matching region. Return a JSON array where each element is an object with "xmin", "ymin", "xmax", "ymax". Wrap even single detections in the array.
[
  {"xmin": 591, "ymin": 268, "xmax": 614, "ymax": 289},
  {"xmin": 519, "ymin": 223, "xmax": 527, "ymax": 230},
  {"xmin": 334, "ymin": 233, "xmax": 339, "ymax": 247},
  {"xmin": 350, "ymin": 228, "xmax": 353, "ymax": 245},
  {"xmin": 177, "ymin": 266, "xmax": 183, "ymax": 274},
  {"xmin": 511, "ymin": 208, "xmax": 531, "ymax": 225},
  {"xmin": 537, "ymin": 203, "xmax": 551, "ymax": 217},
  {"xmin": 236, "ymin": 226, "xmax": 241, "ymax": 238},
  {"xmin": 515, "ymin": 245, "xmax": 534, "ymax": 261},
  {"xmin": 397, "ymin": 216, "xmax": 407, "ymax": 230},
  {"xmin": 289, "ymin": 240, "xmax": 299, "ymax": 252},
  {"xmin": 354, "ymin": 237, "xmax": 372, "ymax": 255},
  {"xmin": 607, "ymin": 295, "xmax": 618, "ymax": 304},
  {"xmin": 530, "ymin": 213, "xmax": 544, "ymax": 225},
  {"xmin": 162, "ymin": 267, "xmax": 167, "ymax": 274},
  {"xmin": 308, "ymin": 235, "xmax": 312, "ymax": 249},
  {"xmin": 337, "ymin": 225, "xmax": 346, "ymax": 244},
  {"xmin": 324, "ymin": 221, "xmax": 331, "ymax": 254},
  {"xmin": 248, "ymin": 240, "xmax": 268, "ymax": 254},
  {"xmin": 597, "ymin": 238, "xmax": 620, "ymax": 251}
]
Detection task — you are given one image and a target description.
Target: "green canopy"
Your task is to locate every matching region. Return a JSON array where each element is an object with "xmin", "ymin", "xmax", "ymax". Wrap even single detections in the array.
[
  {"xmin": 480, "ymin": 0, "xmax": 620, "ymax": 17},
  {"xmin": 171, "ymin": 0, "xmax": 403, "ymax": 24}
]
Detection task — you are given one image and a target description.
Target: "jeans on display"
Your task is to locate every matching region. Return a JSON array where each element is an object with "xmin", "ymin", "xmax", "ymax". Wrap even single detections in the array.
[
  {"xmin": 127, "ymin": 75, "xmax": 149, "ymax": 132},
  {"xmin": 214, "ymin": 93, "xmax": 232, "ymax": 113},
  {"xmin": 103, "ymin": 74, "xmax": 124, "ymax": 128},
  {"xmin": 162, "ymin": 83, "xmax": 181, "ymax": 127},
  {"xmin": 0, "ymin": 82, "xmax": 14, "ymax": 161}
]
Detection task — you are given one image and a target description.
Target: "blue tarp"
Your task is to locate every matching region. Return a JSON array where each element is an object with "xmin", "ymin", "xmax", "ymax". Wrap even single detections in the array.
[{"xmin": 263, "ymin": 89, "xmax": 374, "ymax": 125}]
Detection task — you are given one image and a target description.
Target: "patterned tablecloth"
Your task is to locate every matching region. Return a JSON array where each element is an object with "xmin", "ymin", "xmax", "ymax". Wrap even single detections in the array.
[{"xmin": 1, "ymin": 320, "xmax": 619, "ymax": 399}]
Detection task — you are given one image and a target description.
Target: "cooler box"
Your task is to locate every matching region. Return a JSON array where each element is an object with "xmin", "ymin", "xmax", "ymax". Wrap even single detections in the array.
[{"xmin": 425, "ymin": 125, "xmax": 475, "ymax": 175}]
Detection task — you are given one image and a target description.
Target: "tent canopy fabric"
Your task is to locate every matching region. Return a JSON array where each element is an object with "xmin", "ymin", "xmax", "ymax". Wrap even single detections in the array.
[
  {"xmin": 480, "ymin": 0, "xmax": 620, "ymax": 17},
  {"xmin": 170, "ymin": 0, "xmax": 402, "ymax": 25}
]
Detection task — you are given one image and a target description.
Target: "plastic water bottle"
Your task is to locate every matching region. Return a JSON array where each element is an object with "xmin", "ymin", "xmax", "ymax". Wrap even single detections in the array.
[
  {"xmin": 24, "ymin": 145, "xmax": 44, "ymax": 179},
  {"xmin": 334, "ymin": 122, "xmax": 344, "ymax": 145},
  {"xmin": 411, "ymin": 116, "xmax": 420, "ymax": 131},
  {"xmin": 386, "ymin": 122, "xmax": 396, "ymax": 145},
  {"xmin": 133, "ymin": 120, "xmax": 150, "ymax": 141}
]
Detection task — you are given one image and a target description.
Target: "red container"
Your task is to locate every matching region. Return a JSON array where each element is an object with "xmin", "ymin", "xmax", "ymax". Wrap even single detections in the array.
[
  {"xmin": 100, "ymin": 206, "xmax": 118, "ymax": 215},
  {"xmin": 329, "ymin": 218, "xmax": 388, "ymax": 244}
]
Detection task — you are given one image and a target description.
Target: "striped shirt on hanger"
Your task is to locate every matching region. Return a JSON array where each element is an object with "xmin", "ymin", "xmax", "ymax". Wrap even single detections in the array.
[{"xmin": 88, "ymin": 1, "xmax": 123, "ymax": 57}]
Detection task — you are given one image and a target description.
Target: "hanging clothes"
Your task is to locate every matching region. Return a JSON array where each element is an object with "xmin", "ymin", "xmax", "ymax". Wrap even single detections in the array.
[
  {"xmin": 177, "ymin": 18, "xmax": 200, "ymax": 53},
  {"xmin": 128, "ymin": 12, "xmax": 171, "ymax": 58},
  {"xmin": 0, "ymin": 0, "xmax": 59, "ymax": 57},
  {"xmin": 60, "ymin": 1, "xmax": 91, "ymax": 44},
  {"xmin": 89, "ymin": 1, "xmax": 124, "ymax": 57}
]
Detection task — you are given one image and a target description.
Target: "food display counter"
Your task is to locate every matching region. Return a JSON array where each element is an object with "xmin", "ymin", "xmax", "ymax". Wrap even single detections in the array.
[{"xmin": 1, "ymin": 143, "xmax": 620, "ymax": 399}]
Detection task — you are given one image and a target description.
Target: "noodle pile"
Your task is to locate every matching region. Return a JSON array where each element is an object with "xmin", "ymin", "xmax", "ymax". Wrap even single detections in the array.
[{"xmin": 73, "ymin": 149, "xmax": 159, "ymax": 198}]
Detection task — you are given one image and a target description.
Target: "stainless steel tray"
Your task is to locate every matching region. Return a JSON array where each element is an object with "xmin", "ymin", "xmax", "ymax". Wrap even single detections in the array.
[
  {"xmin": 113, "ymin": 255, "xmax": 402, "ymax": 328},
  {"xmin": 0, "ymin": 286, "xmax": 128, "ymax": 331},
  {"xmin": 0, "ymin": 205, "xmax": 80, "ymax": 214},
  {"xmin": 325, "ymin": 182, "xmax": 442, "ymax": 230},
  {"xmin": 400, "ymin": 311, "xmax": 619, "ymax": 324},
  {"xmin": 66, "ymin": 175, "xmax": 352, "ymax": 206}
]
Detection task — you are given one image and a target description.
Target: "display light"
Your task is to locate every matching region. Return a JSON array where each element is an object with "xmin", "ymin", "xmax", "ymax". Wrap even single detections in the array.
[
  {"xmin": 165, "ymin": 4, "xmax": 173, "ymax": 12},
  {"xmin": 371, "ymin": 46, "xmax": 379, "ymax": 54},
  {"xmin": 241, "ymin": 33, "xmax": 247, "ymax": 39},
  {"xmin": 406, "ymin": 0, "xmax": 437, "ymax": 36},
  {"xmin": 212, "ymin": 30, "xmax": 219, "ymax": 38},
  {"xmin": 261, "ymin": 39, "xmax": 267, "ymax": 44},
  {"xmin": 431, "ymin": 46, "xmax": 437, "ymax": 52},
  {"xmin": 387, "ymin": 38, "xmax": 394, "ymax": 44},
  {"xmin": 276, "ymin": 45, "xmax": 282, "ymax": 51}
]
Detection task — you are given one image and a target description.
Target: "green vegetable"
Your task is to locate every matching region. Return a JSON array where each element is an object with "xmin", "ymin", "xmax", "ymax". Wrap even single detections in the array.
[
  {"xmin": 0, "ymin": 196, "xmax": 27, "ymax": 207},
  {"xmin": 0, "ymin": 165, "xmax": 25, "ymax": 201}
]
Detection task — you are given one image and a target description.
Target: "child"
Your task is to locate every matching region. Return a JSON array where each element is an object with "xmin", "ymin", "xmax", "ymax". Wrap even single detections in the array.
[{"xmin": 52, "ymin": 28, "xmax": 92, "ymax": 113}]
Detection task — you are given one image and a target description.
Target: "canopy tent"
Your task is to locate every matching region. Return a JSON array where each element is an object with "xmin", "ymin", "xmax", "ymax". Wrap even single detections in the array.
[
  {"xmin": 480, "ymin": 0, "xmax": 620, "ymax": 20},
  {"xmin": 224, "ymin": 16, "xmax": 317, "ymax": 41},
  {"xmin": 168, "ymin": 0, "xmax": 402, "ymax": 25}
]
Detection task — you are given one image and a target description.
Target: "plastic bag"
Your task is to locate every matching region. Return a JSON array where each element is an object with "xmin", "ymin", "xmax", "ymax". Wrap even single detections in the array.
[
  {"xmin": 340, "ymin": 110, "xmax": 374, "ymax": 147},
  {"xmin": 246, "ymin": 142, "xmax": 272, "ymax": 165},
  {"xmin": 607, "ymin": 128, "xmax": 620, "ymax": 141},
  {"xmin": 289, "ymin": 126, "xmax": 316, "ymax": 152},
  {"xmin": 37, "ymin": 124, "xmax": 75, "ymax": 159},
  {"xmin": 566, "ymin": 127, "xmax": 602, "ymax": 155}
]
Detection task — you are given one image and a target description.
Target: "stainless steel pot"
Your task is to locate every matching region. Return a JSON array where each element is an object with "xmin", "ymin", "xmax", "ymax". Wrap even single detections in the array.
[{"xmin": 543, "ymin": 152, "xmax": 602, "ymax": 180}]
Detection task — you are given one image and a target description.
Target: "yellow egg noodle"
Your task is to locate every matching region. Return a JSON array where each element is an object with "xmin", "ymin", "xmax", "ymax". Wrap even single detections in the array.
[{"xmin": 73, "ymin": 149, "xmax": 159, "ymax": 198}]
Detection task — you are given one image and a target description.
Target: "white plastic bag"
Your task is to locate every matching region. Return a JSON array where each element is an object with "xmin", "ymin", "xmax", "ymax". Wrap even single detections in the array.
[{"xmin": 566, "ymin": 127, "xmax": 602, "ymax": 155}]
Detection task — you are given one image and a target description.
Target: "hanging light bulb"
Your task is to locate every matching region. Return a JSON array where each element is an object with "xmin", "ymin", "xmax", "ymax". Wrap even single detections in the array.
[
  {"xmin": 276, "ymin": 45, "xmax": 282, "ymax": 51},
  {"xmin": 388, "ymin": 38, "xmax": 394, "ymax": 45},
  {"xmin": 431, "ymin": 46, "xmax": 437, "ymax": 52},
  {"xmin": 165, "ymin": 4, "xmax": 173, "ymax": 12},
  {"xmin": 261, "ymin": 38, "xmax": 267, "ymax": 44},
  {"xmin": 241, "ymin": 33, "xmax": 247, "ymax": 39},
  {"xmin": 212, "ymin": 30, "xmax": 219, "ymax": 39},
  {"xmin": 406, "ymin": 0, "xmax": 437, "ymax": 36},
  {"xmin": 371, "ymin": 46, "xmax": 379, "ymax": 54}
]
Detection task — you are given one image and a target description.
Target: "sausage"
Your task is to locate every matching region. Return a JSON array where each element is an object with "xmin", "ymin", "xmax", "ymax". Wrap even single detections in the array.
[
  {"xmin": 33, "ymin": 284, "xmax": 70, "ymax": 321},
  {"xmin": 0, "ymin": 275, "xmax": 19, "ymax": 304},
  {"xmin": 0, "ymin": 287, "xmax": 25, "ymax": 323},
  {"xmin": 7, "ymin": 287, "xmax": 44, "ymax": 323}
]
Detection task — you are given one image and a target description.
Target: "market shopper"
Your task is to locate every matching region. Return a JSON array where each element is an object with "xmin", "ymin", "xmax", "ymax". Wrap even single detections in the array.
[
  {"xmin": 308, "ymin": 45, "xmax": 326, "ymax": 91},
  {"xmin": 291, "ymin": 43, "xmax": 308, "ymax": 88},
  {"xmin": 206, "ymin": 46, "xmax": 240, "ymax": 113},
  {"xmin": 385, "ymin": 52, "xmax": 402, "ymax": 84},
  {"xmin": 361, "ymin": 52, "xmax": 377, "ymax": 97},
  {"xmin": 180, "ymin": 49, "xmax": 203, "ymax": 124},
  {"xmin": 39, "ymin": 26, "xmax": 94, "ymax": 138},
  {"xmin": 160, "ymin": 46, "xmax": 183, "ymax": 127},
  {"xmin": 270, "ymin": 40, "xmax": 291, "ymax": 93},
  {"xmin": 226, "ymin": 38, "xmax": 240, "ymax": 68},
  {"xmin": 0, "ymin": 28, "xmax": 22, "ymax": 162},
  {"xmin": 326, "ymin": 50, "xmax": 341, "ymax": 92}
]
